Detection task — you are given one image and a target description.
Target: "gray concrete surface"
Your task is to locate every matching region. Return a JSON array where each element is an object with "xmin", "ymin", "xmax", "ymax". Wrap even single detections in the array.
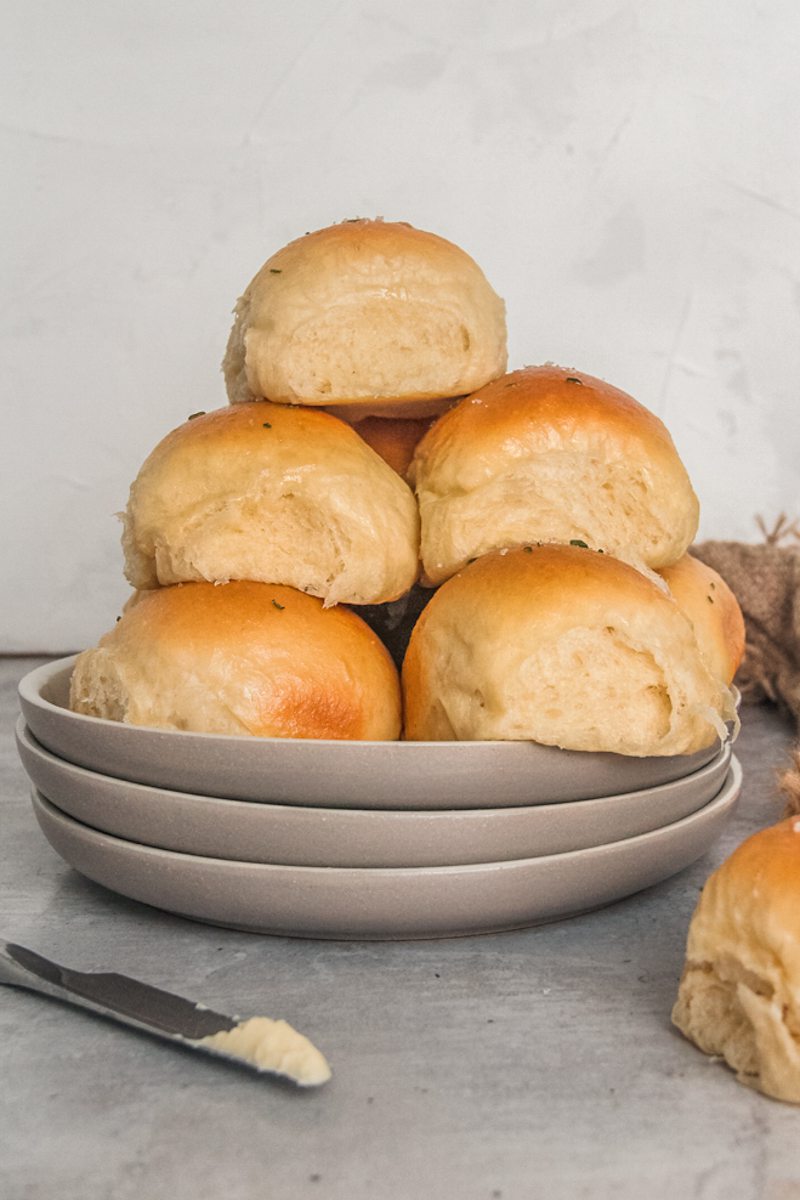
[{"xmin": 1, "ymin": 657, "xmax": 799, "ymax": 1200}]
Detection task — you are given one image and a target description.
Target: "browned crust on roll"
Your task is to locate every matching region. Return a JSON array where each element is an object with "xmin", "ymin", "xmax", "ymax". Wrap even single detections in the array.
[
  {"xmin": 659, "ymin": 553, "xmax": 746, "ymax": 685},
  {"xmin": 410, "ymin": 364, "xmax": 700, "ymax": 583},
  {"xmin": 350, "ymin": 415, "xmax": 437, "ymax": 478},
  {"xmin": 70, "ymin": 580, "xmax": 402, "ymax": 740}
]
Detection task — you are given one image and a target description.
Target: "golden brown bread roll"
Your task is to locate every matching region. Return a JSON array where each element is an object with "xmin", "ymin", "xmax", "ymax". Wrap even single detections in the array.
[
  {"xmin": 222, "ymin": 218, "xmax": 507, "ymax": 417},
  {"xmin": 121, "ymin": 403, "xmax": 420, "ymax": 606},
  {"xmin": 402, "ymin": 544, "xmax": 735, "ymax": 755},
  {"xmin": 409, "ymin": 365, "xmax": 700, "ymax": 585},
  {"xmin": 672, "ymin": 816, "xmax": 800, "ymax": 1104},
  {"xmin": 658, "ymin": 553, "xmax": 745, "ymax": 685},
  {"xmin": 70, "ymin": 581, "xmax": 401, "ymax": 740},
  {"xmin": 351, "ymin": 415, "xmax": 437, "ymax": 478}
]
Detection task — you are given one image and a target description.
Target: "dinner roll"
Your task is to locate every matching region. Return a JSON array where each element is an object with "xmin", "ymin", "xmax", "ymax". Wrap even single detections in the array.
[
  {"xmin": 70, "ymin": 581, "xmax": 401, "ymax": 740},
  {"xmin": 222, "ymin": 218, "xmax": 507, "ymax": 417},
  {"xmin": 121, "ymin": 403, "xmax": 420, "ymax": 606},
  {"xmin": 659, "ymin": 554, "xmax": 745, "ymax": 685},
  {"xmin": 352, "ymin": 415, "xmax": 437, "ymax": 478},
  {"xmin": 402, "ymin": 544, "xmax": 735, "ymax": 755},
  {"xmin": 672, "ymin": 817, "xmax": 800, "ymax": 1104},
  {"xmin": 409, "ymin": 365, "xmax": 700, "ymax": 585}
]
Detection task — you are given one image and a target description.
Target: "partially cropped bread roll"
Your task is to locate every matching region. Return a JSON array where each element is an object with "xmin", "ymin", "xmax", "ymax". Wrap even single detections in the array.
[
  {"xmin": 409, "ymin": 365, "xmax": 700, "ymax": 585},
  {"xmin": 672, "ymin": 817, "xmax": 800, "ymax": 1104},
  {"xmin": 351, "ymin": 415, "xmax": 437, "ymax": 478},
  {"xmin": 223, "ymin": 219, "xmax": 507, "ymax": 417},
  {"xmin": 659, "ymin": 554, "xmax": 745, "ymax": 685},
  {"xmin": 70, "ymin": 581, "xmax": 401, "ymax": 740},
  {"xmin": 121, "ymin": 403, "xmax": 420, "ymax": 606},
  {"xmin": 402, "ymin": 544, "xmax": 735, "ymax": 755}
]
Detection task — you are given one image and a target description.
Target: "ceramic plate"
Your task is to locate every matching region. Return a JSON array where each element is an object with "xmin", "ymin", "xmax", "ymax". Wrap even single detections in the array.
[
  {"xmin": 19, "ymin": 657, "xmax": 731, "ymax": 810},
  {"xmin": 17, "ymin": 720, "xmax": 734, "ymax": 868},
  {"xmin": 30, "ymin": 760, "xmax": 741, "ymax": 939}
]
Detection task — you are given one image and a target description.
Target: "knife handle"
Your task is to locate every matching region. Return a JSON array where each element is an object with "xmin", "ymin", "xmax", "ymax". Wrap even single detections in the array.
[
  {"xmin": 0, "ymin": 939, "xmax": 237, "ymax": 1039},
  {"xmin": 0, "ymin": 939, "xmax": 117, "ymax": 1026}
]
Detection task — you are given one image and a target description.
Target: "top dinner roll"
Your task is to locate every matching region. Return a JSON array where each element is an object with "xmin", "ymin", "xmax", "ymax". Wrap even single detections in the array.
[
  {"xmin": 409, "ymin": 365, "xmax": 700, "ymax": 584},
  {"xmin": 402, "ymin": 544, "xmax": 735, "ymax": 755},
  {"xmin": 222, "ymin": 219, "xmax": 507, "ymax": 417},
  {"xmin": 121, "ymin": 403, "xmax": 420, "ymax": 606}
]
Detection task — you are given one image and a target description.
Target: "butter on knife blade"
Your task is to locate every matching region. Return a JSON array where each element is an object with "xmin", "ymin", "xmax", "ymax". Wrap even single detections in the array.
[
  {"xmin": 0, "ymin": 939, "xmax": 331, "ymax": 1087},
  {"xmin": 197, "ymin": 1015, "xmax": 331, "ymax": 1086}
]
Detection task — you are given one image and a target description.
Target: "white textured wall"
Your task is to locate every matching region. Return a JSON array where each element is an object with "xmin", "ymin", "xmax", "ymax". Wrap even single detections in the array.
[{"xmin": 3, "ymin": 0, "xmax": 799, "ymax": 650}]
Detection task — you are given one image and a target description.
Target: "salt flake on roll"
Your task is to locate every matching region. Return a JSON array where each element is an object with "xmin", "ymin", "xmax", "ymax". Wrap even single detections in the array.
[
  {"xmin": 402, "ymin": 544, "xmax": 736, "ymax": 756},
  {"xmin": 121, "ymin": 403, "xmax": 420, "ymax": 606},
  {"xmin": 409, "ymin": 365, "xmax": 700, "ymax": 585}
]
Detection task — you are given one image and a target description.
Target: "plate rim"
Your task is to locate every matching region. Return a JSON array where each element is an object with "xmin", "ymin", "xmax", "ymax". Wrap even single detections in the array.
[
  {"xmin": 16, "ymin": 715, "xmax": 733, "ymax": 818},
  {"xmin": 30, "ymin": 756, "xmax": 742, "ymax": 877}
]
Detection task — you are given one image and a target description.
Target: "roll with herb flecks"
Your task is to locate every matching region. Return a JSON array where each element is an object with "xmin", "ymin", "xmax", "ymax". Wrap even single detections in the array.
[
  {"xmin": 409, "ymin": 364, "xmax": 700, "ymax": 586},
  {"xmin": 70, "ymin": 580, "xmax": 401, "ymax": 740},
  {"xmin": 658, "ymin": 554, "xmax": 745, "ymax": 686},
  {"xmin": 121, "ymin": 403, "xmax": 420, "ymax": 607},
  {"xmin": 222, "ymin": 218, "xmax": 507, "ymax": 420},
  {"xmin": 402, "ymin": 543, "xmax": 736, "ymax": 755}
]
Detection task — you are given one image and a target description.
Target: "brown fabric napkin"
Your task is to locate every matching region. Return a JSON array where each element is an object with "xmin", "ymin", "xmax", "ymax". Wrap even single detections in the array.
[{"xmin": 693, "ymin": 516, "xmax": 800, "ymax": 817}]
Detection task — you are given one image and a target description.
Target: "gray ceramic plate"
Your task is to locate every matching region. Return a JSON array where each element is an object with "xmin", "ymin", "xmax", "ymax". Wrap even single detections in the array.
[
  {"xmin": 17, "ymin": 719, "xmax": 734, "ymax": 868},
  {"xmin": 19, "ymin": 657, "xmax": 732, "ymax": 811},
  {"xmin": 29, "ymin": 760, "xmax": 741, "ymax": 940}
]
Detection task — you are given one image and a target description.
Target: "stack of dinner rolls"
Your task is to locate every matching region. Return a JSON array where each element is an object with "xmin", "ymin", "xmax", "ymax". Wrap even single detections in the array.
[
  {"xmin": 70, "ymin": 217, "xmax": 743, "ymax": 755},
  {"xmin": 69, "ymin": 220, "xmax": 505, "ymax": 741}
]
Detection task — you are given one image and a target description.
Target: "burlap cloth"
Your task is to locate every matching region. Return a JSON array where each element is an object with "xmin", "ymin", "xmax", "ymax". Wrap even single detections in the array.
[{"xmin": 693, "ymin": 516, "xmax": 800, "ymax": 816}]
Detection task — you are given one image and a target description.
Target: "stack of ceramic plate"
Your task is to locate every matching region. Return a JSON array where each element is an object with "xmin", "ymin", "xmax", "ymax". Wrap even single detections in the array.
[{"xmin": 17, "ymin": 656, "xmax": 741, "ymax": 940}]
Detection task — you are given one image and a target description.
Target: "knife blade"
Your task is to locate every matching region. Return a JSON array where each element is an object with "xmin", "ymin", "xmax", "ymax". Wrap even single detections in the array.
[{"xmin": 0, "ymin": 939, "xmax": 331, "ymax": 1087}]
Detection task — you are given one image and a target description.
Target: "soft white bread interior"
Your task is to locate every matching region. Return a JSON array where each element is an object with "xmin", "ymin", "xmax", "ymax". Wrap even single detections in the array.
[
  {"xmin": 409, "ymin": 365, "xmax": 700, "ymax": 585},
  {"xmin": 672, "ymin": 816, "xmax": 800, "ymax": 1104},
  {"xmin": 70, "ymin": 581, "xmax": 402, "ymax": 740},
  {"xmin": 659, "ymin": 553, "xmax": 745, "ymax": 685},
  {"xmin": 222, "ymin": 218, "xmax": 507, "ymax": 416},
  {"xmin": 121, "ymin": 403, "xmax": 420, "ymax": 606},
  {"xmin": 402, "ymin": 544, "xmax": 736, "ymax": 754}
]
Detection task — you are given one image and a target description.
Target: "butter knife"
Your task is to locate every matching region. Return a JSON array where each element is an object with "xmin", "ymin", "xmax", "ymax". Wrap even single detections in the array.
[{"xmin": 0, "ymin": 939, "xmax": 331, "ymax": 1087}]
